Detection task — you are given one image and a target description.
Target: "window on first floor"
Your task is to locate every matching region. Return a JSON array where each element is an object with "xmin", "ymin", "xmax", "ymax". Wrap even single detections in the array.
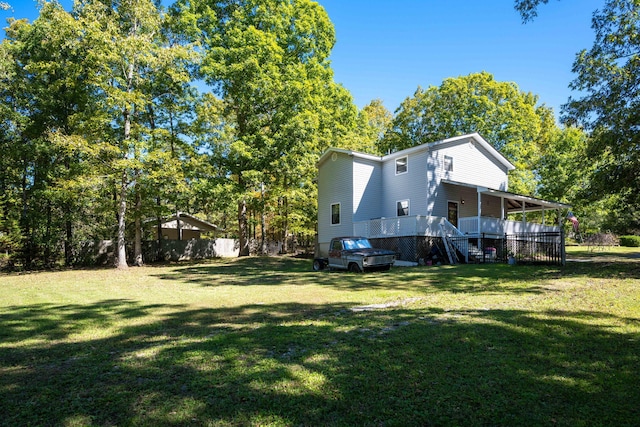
[
  {"xmin": 397, "ymin": 200, "xmax": 410, "ymax": 216},
  {"xmin": 331, "ymin": 203, "xmax": 340, "ymax": 225}
]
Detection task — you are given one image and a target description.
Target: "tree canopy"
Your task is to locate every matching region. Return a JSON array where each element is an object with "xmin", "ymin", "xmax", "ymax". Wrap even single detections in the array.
[
  {"xmin": 1, "ymin": 0, "xmax": 368, "ymax": 268},
  {"xmin": 379, "ymin": 72, "xmax": 556, "ymax": 195},
  {"xmin": 172, "ymin": 0, "xmax": 360, "ymax": 256},
  {"xmin": 564, "ymin": 0, "xmax": 640, "ymax": 231},
  {"xmin": 516, "ymin": 0, "xmax": 640, "ymax": 233},
  {"xmin": 1, "ymin": 0, "xmax": 637, "ymax": 269}
]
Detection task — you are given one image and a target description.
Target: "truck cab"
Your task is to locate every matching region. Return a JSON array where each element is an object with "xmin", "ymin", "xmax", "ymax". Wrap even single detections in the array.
[{"xmin": 314, "ymin": 236, "xmax": 396, "ymax": 273}]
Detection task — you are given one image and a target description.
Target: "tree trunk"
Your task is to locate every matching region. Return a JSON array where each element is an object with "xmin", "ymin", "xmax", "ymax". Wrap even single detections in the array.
[
  {"xmin": 282, "ymin": 196, "xmax": 289, "ymax": 254},
  {"xmin": 65, "ymin": 211, "xmax": 73, "ymax": 266},
  {"xmin": 238, "ymin": 198, "xmax": 250, "ymax": 257},
  {"xmin": 260, "ymin": 182, "xmax": 266, "ymax": 255},
  {"xmin": 156, "ymin": 197, "xmax": 164, "ymax": 262},
  {"xmin": 20, "ymin": 155, "xmax": 32, "ymax": 269},
  {"xmin": 115, "ymin": 52, "xmax": 136, "ymax": 269},
  {"xmin": 44, "ymin": 201, "xmax": 52, "ymax": 267},
  {"xmin": 133, "ymin": 186, "xmax": 143, "ymax": 266},
  {"xmin": 116, "ymin": 170, "xmax": 128, "ymax": 269},
  {"xmin": 63, "ymin": 156, "xmax": 73, "ymax": 266}
]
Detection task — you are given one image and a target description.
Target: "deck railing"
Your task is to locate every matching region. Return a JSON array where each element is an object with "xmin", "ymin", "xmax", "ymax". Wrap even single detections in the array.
[
  {"xmin": 354, "ymin": 215, "xmax": 560, "ymax": 238},
  {"xmin": 458, "ymin": 216, "xmax": 560, "ymax": 236},
  {"xmin": 353, "ymin": 215, "xmax": 443, "ymax": 238}
]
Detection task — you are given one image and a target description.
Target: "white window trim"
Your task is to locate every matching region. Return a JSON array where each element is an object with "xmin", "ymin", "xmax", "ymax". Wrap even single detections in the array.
[
  {"xmin": 395, "ymin": 156, "xmax": 408, "ymax": 175},
  {"xmin": 330, "ymin": 202, "xmax": 341, "ymax": 226},
  {"xmin": 444, "ymin": 155, "xmax": 453, "ymax": 172},
  {"xmin": 396, "ymin": 199, "xmax": 410, "ymax": 217}
]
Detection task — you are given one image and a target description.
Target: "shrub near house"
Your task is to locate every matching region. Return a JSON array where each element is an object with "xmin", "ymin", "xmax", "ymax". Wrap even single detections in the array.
[{"xmin": 620, "ymin": 236, "xmax": 640, "ymax": 247}]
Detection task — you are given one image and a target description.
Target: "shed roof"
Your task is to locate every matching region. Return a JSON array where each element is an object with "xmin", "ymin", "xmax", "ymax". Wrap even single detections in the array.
[{"xmin": 160, "ymin": 213, "xmax": 219, "ymax": 232}]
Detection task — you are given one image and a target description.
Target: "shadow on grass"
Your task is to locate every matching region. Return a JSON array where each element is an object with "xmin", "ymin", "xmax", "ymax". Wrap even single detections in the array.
[
  {"xmin": 1, "ymin": 299, "xmax": 639, "ymax": 426},
  {"xmin": 149, "ymin": 254, "xmax": 640, "ymax": 297},
  {"xmin": 148, "ymin": 257, "xmax": 549, "ymax": 294}
]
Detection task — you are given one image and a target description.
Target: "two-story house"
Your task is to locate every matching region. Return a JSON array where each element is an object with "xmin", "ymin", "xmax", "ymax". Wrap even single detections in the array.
[{"xmin": 316, "ymin": 133, "xmax": 570, "ymax": 265}]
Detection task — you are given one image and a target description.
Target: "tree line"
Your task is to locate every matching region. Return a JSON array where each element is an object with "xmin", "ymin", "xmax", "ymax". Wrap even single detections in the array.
[{"xmin": 0, "ymin": 0, "xmax": 638, "ymax": 270}]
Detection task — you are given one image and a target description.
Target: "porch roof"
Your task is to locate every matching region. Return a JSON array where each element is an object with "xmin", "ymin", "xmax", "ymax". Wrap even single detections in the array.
[{"xmin": 442, "ymin": 179, "xmax": 571, "ymax": 212}]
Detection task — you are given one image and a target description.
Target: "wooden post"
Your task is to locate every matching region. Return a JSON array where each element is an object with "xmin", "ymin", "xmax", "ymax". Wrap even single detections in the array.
[
  {"xmin": 177, "ymin": 211, "xmax": 182, "ymax": 241},
  {"xmin": 561, "ymin": 228, "xmax": 566, "ymax": 266},
  {"xmin": 477, "ymin": 191, "xmax": 482, "ymax": 235}
]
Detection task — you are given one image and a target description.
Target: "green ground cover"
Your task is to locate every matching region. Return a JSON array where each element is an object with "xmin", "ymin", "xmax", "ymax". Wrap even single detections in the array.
[{"xmin": 1, "ymin": 247, "xmax": 639, "ymax": 426}]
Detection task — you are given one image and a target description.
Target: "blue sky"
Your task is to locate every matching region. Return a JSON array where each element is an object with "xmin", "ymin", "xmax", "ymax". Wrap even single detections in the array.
[
  {"xmin": 3, "ymin": 0, "xmax": 603, "ymax": 118},
  {"xmin": 321, "ymin": 0, "xmax": 603, "ymax": 116}
]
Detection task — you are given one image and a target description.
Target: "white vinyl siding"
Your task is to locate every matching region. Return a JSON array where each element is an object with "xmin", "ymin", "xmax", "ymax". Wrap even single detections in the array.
[
  {"xmin": 427, "ymin": 140, "xmax": 509, "ymax": 218},
  {"xmin": 317, "ymin": 152, "xmax": 354, "ymax": 252},
  {"xmin": 353, "ymin": 158, "xmax": 382, "ymax": 222},
  {"xmin": 435, "ymin": 140, "xmax": 509, "ymax": 190},
  {"xmin": 382, "ymin": 149, "xmax": 429, "ymax": 218}
]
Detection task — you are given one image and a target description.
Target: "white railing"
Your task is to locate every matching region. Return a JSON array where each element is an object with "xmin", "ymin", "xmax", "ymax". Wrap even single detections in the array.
[
  {"xmin": 459, "ymin": 216, "xmax": 560, "ymax": 236},
  {"xmin": 440, "ymin": 218, "xmax": 465, "ymax": 237},
  {"xmin": 439, "ymin": 219, "xmax": 469, "ymax": 263},
  {"xmin": 353, "ymin": 215, "xmax": 444, "ymax": 238},
  {"xmin": 355, "ymin": 215, "xmax": 560, "ymax": 239}
]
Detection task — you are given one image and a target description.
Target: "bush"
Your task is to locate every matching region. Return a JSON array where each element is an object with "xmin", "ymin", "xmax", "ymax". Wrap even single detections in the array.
[{"xmin": 619, "ymin": 235, "xmax": 640, "ymax": 247}]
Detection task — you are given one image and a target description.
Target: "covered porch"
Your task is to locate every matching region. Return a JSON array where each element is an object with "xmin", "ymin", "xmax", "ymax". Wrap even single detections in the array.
[
  {"xmin": 353, "ymin": 183, "xmax": 570, "ymax": 239},
  {"xmin": 444, "ymin": 180, "xmax": 571, "ymax": 237}
]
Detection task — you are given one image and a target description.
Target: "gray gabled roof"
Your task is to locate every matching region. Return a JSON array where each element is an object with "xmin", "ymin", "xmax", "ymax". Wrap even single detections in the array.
[
  {"xmin": 317, "ymin": 133, "xmax": 516, "ymax": 171},
  {"xmin": 382, "ymin": 133, "xmax": 516, "ymax": 171}
]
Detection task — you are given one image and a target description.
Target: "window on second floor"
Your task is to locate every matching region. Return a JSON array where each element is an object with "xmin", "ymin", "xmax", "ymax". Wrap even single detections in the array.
[
  {"xmin": 396, "ymin": 156, "xmax": 408, "ymax": 175},
  {"xmin": 444, "ymin": 155, "xmax": 453, "ymax": 172}
]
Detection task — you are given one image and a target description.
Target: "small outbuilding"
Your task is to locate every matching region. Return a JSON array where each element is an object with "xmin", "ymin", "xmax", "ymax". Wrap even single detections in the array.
[{"xmin": 158, "ymin": 212, "xmax": 219, "ymax": 240}]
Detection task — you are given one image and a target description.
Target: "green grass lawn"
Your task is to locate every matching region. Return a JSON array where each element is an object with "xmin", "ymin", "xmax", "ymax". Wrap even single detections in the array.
[{"xmin": 1, "ymin": 247, "xmax": 639, "ymax": 426}]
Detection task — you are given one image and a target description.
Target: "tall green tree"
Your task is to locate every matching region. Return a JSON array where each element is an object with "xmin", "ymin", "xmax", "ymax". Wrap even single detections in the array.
[
  {"xmin": 355, "ymin": 99, "xmax": 392, "ymax": 155},
  {"xmin": 514, "ymin": 0, "xmax": 640, "ymax": 233},
  {"xmin": 74, "ymin": 0, "xmax": 195, "ymax": 267},
  {"xmin": 0, "ymin": 19, "xmax": 25, "ymax": 266},
  {"xmin": 174, "ymin": 0, "xmax": 357, "ymax": 256},
  {"xmin": 562, "ymin": 0, "xmax": 640, "ymax": 233},
  {"xmin": 380, "ymin": 72, "xmax": 555, "ymax": 195},
  {"xmin": 0, "ymin": 2, "xmax": 98, "ymax": 268},
  {"xmin": 19, "ymin": 2, "xmax": 97, "ymax": 266}
]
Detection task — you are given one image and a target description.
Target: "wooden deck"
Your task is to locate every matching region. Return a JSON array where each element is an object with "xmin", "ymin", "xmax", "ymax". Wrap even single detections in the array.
[{"xmin": 353, "ymin": 215, "xmax": 560, "ymax": 239}]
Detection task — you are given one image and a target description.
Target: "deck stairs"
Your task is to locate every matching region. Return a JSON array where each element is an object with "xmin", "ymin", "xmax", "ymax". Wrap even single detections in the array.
[
  {"xmin": 439, "ymin": 224, "xmax": 458, "ymax": 264},
  {"xmin": 466, "ymin": 242, "xmax": 484, "ymax": 262},
  {"xmin": 439, "ymin": 220, "xmax": 469, "ymax": 264}
]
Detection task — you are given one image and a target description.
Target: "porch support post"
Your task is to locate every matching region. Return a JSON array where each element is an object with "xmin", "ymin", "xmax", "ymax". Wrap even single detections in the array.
[
  {"xmin": 477, "ymin": 190, "xmax": 482, "ymax": 235},
  {"xmin": 542, "ymin": 206, "xmax": 545, "ymax": 225},
  {"xmin": 522, "ymin": 202, "xmax": 526, "ymax": 225}
]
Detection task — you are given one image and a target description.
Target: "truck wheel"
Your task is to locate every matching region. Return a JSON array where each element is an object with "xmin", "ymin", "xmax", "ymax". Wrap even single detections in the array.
[
  {"xmin": 312, "ymin": 259, "xmax": 324, "ymax": 271},
  {"xmin": 348, "ymin": 263, "xmax": 362, "ymax": 273}
]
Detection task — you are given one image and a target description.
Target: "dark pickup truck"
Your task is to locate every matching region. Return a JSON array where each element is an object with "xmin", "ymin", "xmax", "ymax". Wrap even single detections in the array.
[{"xmin": 313, "ymin": 236, "xmax": 396, "ymax": 273}]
